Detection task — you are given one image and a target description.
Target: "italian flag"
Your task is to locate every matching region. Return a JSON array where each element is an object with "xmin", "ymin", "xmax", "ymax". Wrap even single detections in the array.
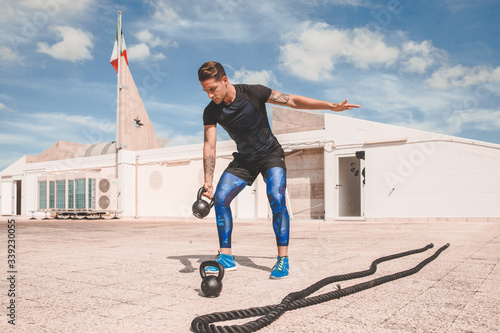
[{"xmin": 110, "ymin": 28, "xmax": 128, "ymax": 73}]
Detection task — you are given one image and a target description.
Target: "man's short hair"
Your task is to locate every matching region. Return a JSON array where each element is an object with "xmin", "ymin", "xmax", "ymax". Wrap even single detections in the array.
[{"xmin": 198, "ymin": 61, "xmax": 226, "ymax": 82}]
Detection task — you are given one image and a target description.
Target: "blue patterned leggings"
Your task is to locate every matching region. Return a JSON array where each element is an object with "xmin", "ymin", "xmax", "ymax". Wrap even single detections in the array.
[{"xmin": 214, "ymin": 167, "xmax": 290, "ymax": 248}]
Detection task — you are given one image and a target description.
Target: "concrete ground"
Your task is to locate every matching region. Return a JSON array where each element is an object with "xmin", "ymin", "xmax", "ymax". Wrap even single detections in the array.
[{"xmin": 0, "ymin": 217, "xmax": 498, "ymax": 333}]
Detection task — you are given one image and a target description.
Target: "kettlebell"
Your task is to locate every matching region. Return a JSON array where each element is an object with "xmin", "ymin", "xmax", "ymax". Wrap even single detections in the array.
[
  {"xmin": 192, "ymin": 187, "xmax": 215, "ymax": 219},
  {"xmin": 199, "ymin": 261, "xmax": 224, "ymax": 297}
]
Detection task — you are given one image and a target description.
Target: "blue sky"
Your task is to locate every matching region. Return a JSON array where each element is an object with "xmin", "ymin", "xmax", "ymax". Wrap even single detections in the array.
[{"xmin": 1, "ymin": 0, "xmax": 500, "ymax": 171}]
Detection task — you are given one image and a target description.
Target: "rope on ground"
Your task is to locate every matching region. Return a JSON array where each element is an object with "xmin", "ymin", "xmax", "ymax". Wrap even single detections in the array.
[{"xmin": 191, "ymin": 243, "xmax": 450, "ymax": 333}]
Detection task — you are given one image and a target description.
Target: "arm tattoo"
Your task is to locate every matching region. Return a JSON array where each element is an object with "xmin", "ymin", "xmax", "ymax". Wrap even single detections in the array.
[
  {"xmin": 269, "ymin": 91, "xmax": 290, "ymax": 104},
  {"xmin": 204, "ymin": 131, "xmax": 209, "ymax": 143},
  {"xmin": 204, "ymin": 155, "xmax": 215, "ymax": 176}
]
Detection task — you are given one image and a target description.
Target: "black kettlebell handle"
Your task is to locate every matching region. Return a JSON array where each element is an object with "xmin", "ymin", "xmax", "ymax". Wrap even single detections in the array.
[
  {"xmin": 198, "ymin": 187, "xmax": 215, "ymax": 208},
  {"xmin": 199, "ymin": 260, "xmax": 224, "ymax": 282}
]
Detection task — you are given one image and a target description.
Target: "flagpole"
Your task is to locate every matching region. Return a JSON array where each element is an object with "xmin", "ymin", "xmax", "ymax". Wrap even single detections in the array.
[
  {"xmin": 116, "ymin": 10, "xmax": 122, "ymax": 150},
  {"xmin": 115, "ymin": 11, "xmax": 122, "ymax": 217}
]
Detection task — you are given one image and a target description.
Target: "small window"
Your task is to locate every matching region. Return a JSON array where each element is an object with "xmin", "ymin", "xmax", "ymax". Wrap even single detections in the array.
[
  {"xmin": 38, "ymin": 181, "xmax": 47, "ymax": 209},
  {"xmin": 49, "ymin": 181, "xmax": 55, "ymax": 209},
  {"xmin": 56, "ymin": 180, "xmax": 66, "ymax": 209},
  {"xmin": 68, "ymin": 180, "xmax": 74, "ymax": 209},
  {"xmin": 75, "ymin": 179, "xmax": 86, "ymax": 209}
]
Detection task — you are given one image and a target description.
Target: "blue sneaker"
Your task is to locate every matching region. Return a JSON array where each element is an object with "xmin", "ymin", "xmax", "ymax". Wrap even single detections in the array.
[
  {"xmin": 205, "ymin": 251, "xmax": 237, "ymax": 274},
  {"xmin": 270, "ymin": 256, "xmax": 289, "ymax": 279}
]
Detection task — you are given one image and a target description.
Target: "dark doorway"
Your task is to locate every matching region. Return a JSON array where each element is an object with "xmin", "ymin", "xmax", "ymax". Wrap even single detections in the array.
[
  {"xmin": 338, "ymin": 156, "xmax": 361, "ymax": 217},
  {"xmin": 15, "ymin": 180, "xmax": 21, "ymax": 215}
]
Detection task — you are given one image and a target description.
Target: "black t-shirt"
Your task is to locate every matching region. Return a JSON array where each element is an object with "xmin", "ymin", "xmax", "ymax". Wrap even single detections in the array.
[{"xmin": 203, "ymin": 84, "xmax": 281, "ymax": 159}]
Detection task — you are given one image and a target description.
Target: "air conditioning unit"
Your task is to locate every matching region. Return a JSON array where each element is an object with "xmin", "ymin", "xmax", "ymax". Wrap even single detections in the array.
[{"xmin": 96, "ymin": 178, "xmax": 117, "ymax": 211}]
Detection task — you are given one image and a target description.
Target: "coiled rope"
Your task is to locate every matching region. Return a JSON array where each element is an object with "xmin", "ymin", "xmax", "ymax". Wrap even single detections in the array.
[{"xmin": 191, "ymin": 243, "xmax": 450, "ymax": 333}]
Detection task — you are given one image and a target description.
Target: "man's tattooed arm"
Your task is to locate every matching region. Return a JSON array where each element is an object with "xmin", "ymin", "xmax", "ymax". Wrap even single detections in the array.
[
  {"xmin": 267, "ymin": 89, "xmax": 361, "ymax": 111},
  {"xmin": 269, "ymin": 90, "xmax": 290, "ymax": 105},
  {"xmin": 204, "ymin": 155, "xmax": 215, "ymax": 178}
]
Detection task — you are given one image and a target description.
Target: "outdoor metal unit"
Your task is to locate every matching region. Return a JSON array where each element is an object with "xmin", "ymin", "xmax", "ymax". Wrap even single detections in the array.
[{"xmin": 95, "ymin": 178, "xmax": 118, "ymax": 211}]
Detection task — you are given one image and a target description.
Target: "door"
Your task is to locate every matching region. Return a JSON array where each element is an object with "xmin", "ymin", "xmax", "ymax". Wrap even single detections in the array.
[
  {"xmin": 337, "ymin": 156, "xmax": 363, "ymax": 217},
  {"xmin": 1, "ymin": 181, "xmax": 14, "ymax": 215}
]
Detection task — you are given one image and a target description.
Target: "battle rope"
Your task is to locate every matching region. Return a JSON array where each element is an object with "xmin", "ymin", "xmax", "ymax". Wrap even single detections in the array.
[{"xmin": 191, "ymin": 243, "xmax": 450, "ymax": 333}]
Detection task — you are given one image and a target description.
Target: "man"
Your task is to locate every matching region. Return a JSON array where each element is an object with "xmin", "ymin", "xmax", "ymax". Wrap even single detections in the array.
[{"xmin": 199, "ymin": 61, "xmax": 360, "ymax": 279}]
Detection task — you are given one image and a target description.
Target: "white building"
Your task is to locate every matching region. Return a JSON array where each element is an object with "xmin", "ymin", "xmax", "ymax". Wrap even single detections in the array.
[
  {"xmin": 2, "ymin": 106, "xmax": 500, "ymax": 222},
  {"xmin": 2, "ymin": 52, "xmax": 499, "ymax": 222}
]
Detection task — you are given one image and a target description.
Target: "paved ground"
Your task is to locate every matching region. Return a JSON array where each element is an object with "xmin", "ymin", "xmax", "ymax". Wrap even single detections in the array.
[{"xmin": 0, "ymin": 217, "xmax": 498, "ymax": 333}]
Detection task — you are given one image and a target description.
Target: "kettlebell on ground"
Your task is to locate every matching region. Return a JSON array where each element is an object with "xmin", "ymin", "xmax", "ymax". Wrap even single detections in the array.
[
  {"xmin": 192, "ymin": 187, "xmax": 215, "ymax": 219},
  {"xmin": 199, "ymin": 261, "xmax": 224, "ymax": 297}
]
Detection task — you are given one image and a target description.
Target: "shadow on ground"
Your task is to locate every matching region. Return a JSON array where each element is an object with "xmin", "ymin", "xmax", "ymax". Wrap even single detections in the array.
[{"xmin": 167, "ymin": 254, "xmax": 275, "ymax": 273}]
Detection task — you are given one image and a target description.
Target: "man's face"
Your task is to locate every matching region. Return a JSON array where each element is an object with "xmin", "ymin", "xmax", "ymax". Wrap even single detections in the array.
[{"xmin": 200, "ymin": 77, "xmax": 228, "ymax": 104}]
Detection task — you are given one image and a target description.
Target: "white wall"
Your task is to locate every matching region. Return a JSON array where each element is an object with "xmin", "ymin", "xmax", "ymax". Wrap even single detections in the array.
[
  {"xmin": 118, "ymin": 149, "xmax": 136, "ymax": 217},
  {"xmin": 24, "ymin": 173, "xmax": 38, "ymax": 216},
  {"xmin": 1, "ymin": 153, "xmax": 119, "ymax": 218},
  {"xmin": 366, "ymin": 140, "xmax": 500, "ymax": 218},
  {"xmin": 135, "ymin": 142, "xmax": 234, "ymax": 219},
  {"xmin": 324, "ymin": 113, "xmax": 500, "ymax": 219},
  {"xmin": 134, "ymin": 141, "xmax": 276, "ymax": 221},
  {"xmin": 3, "ymin": 111, "xmax": 500, "ymax": 221},
  {"xmin": 136, "ymin": 160, "xmax": 217, "ymax": 218},
  {"xmin": 1, "ymin": 181, "xmax": 13, "ymax": 215}
]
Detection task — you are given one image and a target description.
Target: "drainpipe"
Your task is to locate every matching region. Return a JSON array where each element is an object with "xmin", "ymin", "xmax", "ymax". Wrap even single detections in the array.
[{"xmin": 134, "ymin": 154, "xmax": 139, "ymax": 219}]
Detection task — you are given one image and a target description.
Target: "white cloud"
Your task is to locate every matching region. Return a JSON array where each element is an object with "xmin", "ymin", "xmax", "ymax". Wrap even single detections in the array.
[
  {"xmin": 0, "ymin": 132, "xmax": 42, "ymax": 146},
  {"xmin": 128, "ymin": 29, "xmax": 172, "ymax": 62},
  {"xmin": 0, "ymin": 0, "xmax": 97, "ymax": 53},
  {"xmin": 37, "ymin": 25, "xmax": 93, "ymax": 62},
  {"xmin": 128, "ymin": 43, "xmax": 165, "ymax": 62},
  {"xmin": 0, "ymin": 102, "xmax": 15, "ymax": 112},
  {"xmin": 231, "ymin": 68, "xmax": 279, "ymax": 87},
  {"xmin": 5, "ymin": 120, "xmax": 53, "ymax": 133},
  {"xmin": 136, "ymin": 29, "xmax": 162, "ymax": 47},
  {"xmin": 143, "ymin": 0, "xmax": 372, "ymax": 50},
  {"xmin": 493, "ymin": 67, "xmax": 500, "ymax": 83},
  {"xmin": 446, "ymin": 108, "xmax": 500, "ymax": 134},
  {"xmin": 8, "ymin": 0, "xmax": 96, "ymax": 15},
  {"xmin": 30, "ymin": 113, "xmax": 115, "ymax": 133},
  {"xmin": 295, "ymin": 0, "xmax": 363, "ymax": 5},
  {"xmin": 343, "ymin": 73, "xmax": 454, "ymax": 117},
  {"xmin": 279, "ymin": 22, "xmax": 348, "ymax": 81},
  {"xmin": 323, "ymin": 71, "xmax": 494, "ymax": 138},
  {"xmin": 149, "ymin": 0, "xmax": 181, "ymax": 23},
  {"xmin": 426, "ymin": 65, "xmax": 500, "ymax": 89},
  {"xmin": 323, "ymin": 69, "xmax": 500, "ymax": 142},
  {"xmin": 402, "ymin": 57, "xmax": 434, "ymax": 74},
  {"xmin": 144, "ymin": 0, "xmax": 301, "ymax": 43},
  {"xmin": 161, "ymin": 131, "xmax": 203, "ymax": 146},
  {"xmin": 279, "ymin": 22, "xmax": 399, "ymax": 81},
  {"xmin": 0, "ymin": 46, "xmax": 21, "ymax": 63},
  {"xmin": 128, "ymin": 43, "xmax": 151, "ymax": 61},
  {"xmin": 8, "ymin": 112, "xmax": 116, "ymax": 146},
  {"xmin": 0, "ymin": 110, "xmax": 117, "ymax": 171},
  {"xmin": 400, "ymin": 40, "xmax": 445, "ymax": 73},
  {"xmin": 348, "ymin": 27, "xmax": 400, "ymax": 69},
  {"xmin": 136, "ymin": 29, "xmax": 178, "ymax": 49}
]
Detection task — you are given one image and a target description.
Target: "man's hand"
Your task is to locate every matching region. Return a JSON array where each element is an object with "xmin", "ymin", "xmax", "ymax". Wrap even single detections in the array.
[
  {"xmin": 203, "ymin": 182, "xmax": 214, "ymax": 199},
  {"xmin": 331, "ymin": 99, "xmax": 361, "ymax": 112}
]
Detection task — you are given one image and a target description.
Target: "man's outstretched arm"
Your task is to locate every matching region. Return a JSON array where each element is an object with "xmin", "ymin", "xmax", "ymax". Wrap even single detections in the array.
[{"xmin": 267, "ymin": 90, "xmax": 360, "ymax": 112}]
